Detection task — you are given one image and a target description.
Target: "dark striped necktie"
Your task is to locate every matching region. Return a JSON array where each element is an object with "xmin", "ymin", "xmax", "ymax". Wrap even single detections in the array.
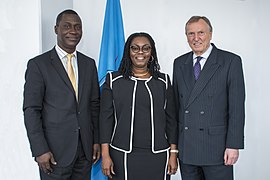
[{"xmin": 194, "ymin": 56, "xmax": 203, "ymax": 80}]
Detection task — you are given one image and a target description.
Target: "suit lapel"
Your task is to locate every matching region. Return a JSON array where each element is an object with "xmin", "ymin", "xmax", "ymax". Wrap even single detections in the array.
[
  {"xmin": 181, "ymin": 53, "xmax": 196, "ymax": 93},
  {"xmin": 50, "ymin": 48, "xmax": 76, "ymax": 96},
  {"xmin": 186, "ymin": 46, "xmax": 221, "ymax": 108},
  {"xmin": 77, "ymin": 53, "xmax": 86, "ymax": 103}
]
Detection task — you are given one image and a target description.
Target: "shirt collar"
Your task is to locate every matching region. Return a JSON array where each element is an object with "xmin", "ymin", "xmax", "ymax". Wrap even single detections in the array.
[
  {"xmin": 192, "ymin": 44, "xmax": 213, "ymax": 60},
  {"xmin": 55, "ymin": 44, "xmax": 77, "ymax": 59}
]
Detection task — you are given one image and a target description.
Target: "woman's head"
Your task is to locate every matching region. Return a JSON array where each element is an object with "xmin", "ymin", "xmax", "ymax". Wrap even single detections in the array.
[{"xmin": 118, "ymin": 32, "xmax": 160, "ymax": 78}]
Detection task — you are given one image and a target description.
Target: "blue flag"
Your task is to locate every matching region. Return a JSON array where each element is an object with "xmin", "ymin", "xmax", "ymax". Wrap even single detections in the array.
[
  {"xmin": 90, "ymin": 158, "xmax": 107, "ymax": 180},
  {"xmin": 97, "ymin": 0, "xmax": 125, "ymax": 86},
  {"xmin": 91, "ymin": 0, "xmax": 125, "ymax": 179}
]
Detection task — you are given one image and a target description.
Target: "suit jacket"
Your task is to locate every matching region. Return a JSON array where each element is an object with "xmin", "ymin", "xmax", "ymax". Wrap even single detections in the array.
[
  {"xmin": 99, "ymin": 72, "xmax": 178, "ymax": 153},
  {"xmin": 23, "ymin": 48, "xmax": 100, "ymax": 166},
  {"xmin": 173, "ymin": 44, "xmax": 245, "ymax": 165}
]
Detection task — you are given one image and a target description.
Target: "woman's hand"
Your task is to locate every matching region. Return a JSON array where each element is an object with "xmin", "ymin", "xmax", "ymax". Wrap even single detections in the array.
[
  {"xmin": 102, "ymin": 154, "xmax": 115, "ymax": 178},
  {"xmin": 101, "ymin": 144, "xmax": 115, "ymax": 178},
  {"xmin": 167, "ymin": 152, "xmax": 178, "ymax": 175}
]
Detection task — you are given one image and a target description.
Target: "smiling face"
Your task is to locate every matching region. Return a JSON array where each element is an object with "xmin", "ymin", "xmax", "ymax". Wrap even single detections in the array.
[
  {"xmin": 186, "ymin": 19, "xmax": 212, "ymax": 56},
  {"xmin": 129, "ymin": 36, "xmax": 152, "ymax": 71},
  {"xmin": 54, "ymin": 13, "xmax": 82, "ymax": 53}
]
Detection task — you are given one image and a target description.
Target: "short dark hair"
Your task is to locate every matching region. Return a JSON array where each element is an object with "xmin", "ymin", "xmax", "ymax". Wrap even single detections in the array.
[
  {"xmin": 185, "ymin": 16, "xmax": 213, "ymax": 33},
  {"xmin": 118, "ymin": 32, "xmax": 160, "ymax": 79},
  {"xmin": 56, "ymin": 9, "xmax": 79, "ymax": 25}
]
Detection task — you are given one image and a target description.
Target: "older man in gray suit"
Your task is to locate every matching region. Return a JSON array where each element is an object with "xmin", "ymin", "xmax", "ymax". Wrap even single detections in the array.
[{"xmin": 173, "ymin": 16, "xmax": 245, "ymax": 180}]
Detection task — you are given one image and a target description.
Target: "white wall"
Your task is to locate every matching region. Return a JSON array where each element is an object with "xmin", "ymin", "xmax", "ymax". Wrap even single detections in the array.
[
  {"xmin": 0, "ymin": 0, "xmax": 41, "ymax": 179},
  {"xmin": 1, "ymin": 0, "xmax": 269, "ymax": 179}
]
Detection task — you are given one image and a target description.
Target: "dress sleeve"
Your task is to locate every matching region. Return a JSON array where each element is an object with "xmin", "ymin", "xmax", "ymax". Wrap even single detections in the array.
[
  {"xmin": 165, "ymin": 74, "xmax": 178, "ymax": 145},
  {"xmin": 99, "ymin": 73, "xmax": 115, "ymax": 144}
]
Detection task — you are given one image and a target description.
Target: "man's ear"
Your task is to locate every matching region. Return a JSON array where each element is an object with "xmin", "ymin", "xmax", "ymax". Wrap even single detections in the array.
[{"xmin": 54, "ymin": 25, "xmax": 58, "ymax": 34}]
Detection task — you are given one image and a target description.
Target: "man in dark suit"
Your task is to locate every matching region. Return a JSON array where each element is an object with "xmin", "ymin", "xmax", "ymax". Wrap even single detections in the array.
[
  {"xmin": 23, "ymin": 9, "xmax": 100, "ymax": 180},
  {"xmin": 173, "ymin": 16, "xmax": 245, "ymax": 180}
]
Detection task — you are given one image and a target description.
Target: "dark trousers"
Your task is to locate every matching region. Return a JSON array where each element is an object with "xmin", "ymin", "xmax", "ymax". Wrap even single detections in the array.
[
  {"xmin": 180, "ymin": 160, "xmax": 233, "ymax": 180},
  {"xmin": 40, "ymin": 137, "xmax": 91, "ymax": 180}
]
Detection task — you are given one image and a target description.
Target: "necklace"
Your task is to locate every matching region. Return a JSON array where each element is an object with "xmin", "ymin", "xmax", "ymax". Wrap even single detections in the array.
[{"xmin": 132, "ymin": 70, "xmax": 149, "ymax": 78}]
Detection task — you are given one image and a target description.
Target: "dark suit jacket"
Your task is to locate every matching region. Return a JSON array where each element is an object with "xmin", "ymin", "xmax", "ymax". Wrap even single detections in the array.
[
  {"xmin": 99, "ymin": 72, "xmax": 178, "ymax": 153},
  {"xmin": 173, "ymin": 44, "xmax": 245, "ymax": 165},
  {"xmin": 23, "ymin": 48, "xmax": 100, "ymax": 166}
]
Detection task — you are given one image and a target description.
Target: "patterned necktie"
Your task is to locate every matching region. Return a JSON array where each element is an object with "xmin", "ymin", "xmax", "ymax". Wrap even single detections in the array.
[
  {"xmin": 66, "ymin": 54, "xmax": 78, "ymax": 100},
  {"xmin": 194, "ymin": 56, "xmax": 203, "ymax": 80}
]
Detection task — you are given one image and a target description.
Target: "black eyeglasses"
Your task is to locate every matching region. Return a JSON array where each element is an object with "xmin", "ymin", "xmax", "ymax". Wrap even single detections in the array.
[{"xmin": 130, "ymin": 44, "xmax": 152, "ymax": 53}]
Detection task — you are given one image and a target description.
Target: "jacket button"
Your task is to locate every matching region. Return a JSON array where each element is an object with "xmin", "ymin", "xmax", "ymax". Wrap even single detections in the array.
[
  {"xmin": 185, "ymin": 110, "xmax": 189, "ymax": 114},
  {"xmin": 78, "ymin": 111, "xmax": 81, "ymax": 115},
  {"xmin": 184, "ymin": 127, "xmax": 189, "ymax": 130},
  {"xmin": 200, "ymin": 111, "xmax": 204, "ymax": 114},
  {"xmin": 74, "ymin": 127, "xmax": 80, "ymax": 132}
]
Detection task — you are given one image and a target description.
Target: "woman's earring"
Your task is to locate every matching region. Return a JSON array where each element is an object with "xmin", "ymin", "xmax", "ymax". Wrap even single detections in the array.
[{"xmin": 149, "ymin": 55, "xmax": 154, "ymax": 63}]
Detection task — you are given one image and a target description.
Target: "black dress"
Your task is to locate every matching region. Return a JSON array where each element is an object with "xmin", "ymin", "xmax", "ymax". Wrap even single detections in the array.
[{"xmin": 109, "ymin": 78, "xmax": 170, "ymax": 180}]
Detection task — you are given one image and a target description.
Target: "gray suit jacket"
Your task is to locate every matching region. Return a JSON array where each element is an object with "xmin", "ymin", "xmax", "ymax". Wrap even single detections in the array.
[
  {"xmin": 23, "ymin": 48, "xmax": 100, "ymax": 166},
  {"xmin": 173, "ymin": 44, "xmax": 245, "ymax": 165}
]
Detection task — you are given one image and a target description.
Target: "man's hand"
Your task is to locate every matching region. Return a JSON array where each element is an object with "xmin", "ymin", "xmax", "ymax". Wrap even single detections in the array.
[
  {"xmin": 36, "ymin": 152, "xmax": 57, "ymax": 174},
  {"xmin": 92, "ymin": 144, "xmax": 101, "ymax": 164},
  {"xmin": 224, "ymin": 148, "xmax": 239, "ymax": 165}
]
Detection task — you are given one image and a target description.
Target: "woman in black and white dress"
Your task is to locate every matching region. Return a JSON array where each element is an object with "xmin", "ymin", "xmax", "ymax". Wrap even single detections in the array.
[{"xmin": 99, "ymin": 32, "xmax": 178, "ymax": 180}]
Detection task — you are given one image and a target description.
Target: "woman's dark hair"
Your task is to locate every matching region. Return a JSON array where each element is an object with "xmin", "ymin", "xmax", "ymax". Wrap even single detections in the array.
[{"xmin": 118, "ymin": 32, "xmax": 160, "ymax": 79}]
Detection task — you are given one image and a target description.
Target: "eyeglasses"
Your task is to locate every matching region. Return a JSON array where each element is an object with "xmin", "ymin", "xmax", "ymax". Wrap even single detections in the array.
[
  {"xmin": 130, "ymin": 44, "xmax": 152, "ymax": 53},
  {"xmin": 186, "ymin": 31, "xmax": 206, "ymax": 38}
]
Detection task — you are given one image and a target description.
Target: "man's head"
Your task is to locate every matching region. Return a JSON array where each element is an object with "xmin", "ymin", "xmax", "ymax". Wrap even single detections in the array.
[
  {"xmin": 54, "ymin": 10, "xmax": 82, "ymax": 53},
  {"xmin": 185, "ymin": 16, "xmax": 212, "ymax": 56}
]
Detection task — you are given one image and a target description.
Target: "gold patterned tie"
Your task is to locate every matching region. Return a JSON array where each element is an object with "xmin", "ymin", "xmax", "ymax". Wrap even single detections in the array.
[{"xmin": 66, "ymin": 54, "xmax": 78, "ymax": 100}]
